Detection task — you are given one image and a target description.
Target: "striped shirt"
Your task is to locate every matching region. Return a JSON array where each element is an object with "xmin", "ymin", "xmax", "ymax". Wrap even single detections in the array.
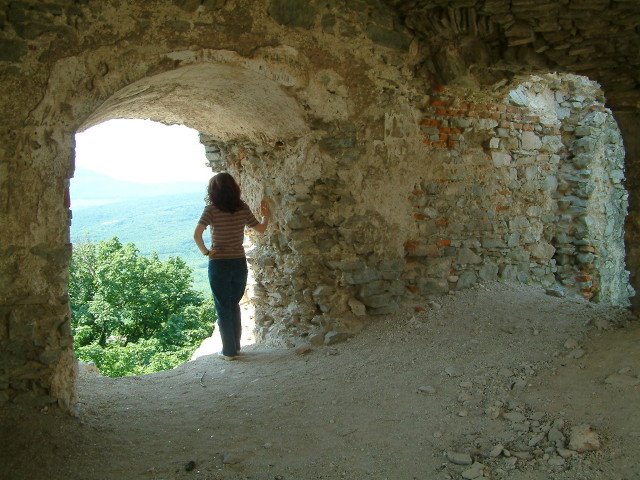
[{"xmin": 198, "ymin": 202, "xmax": 259, "ymax": 259}]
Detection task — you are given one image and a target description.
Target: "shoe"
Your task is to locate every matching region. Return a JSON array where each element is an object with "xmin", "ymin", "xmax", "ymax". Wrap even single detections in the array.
[{"xmin": 218, "ymin": 352, "xmax": 238, "ymax": 361}]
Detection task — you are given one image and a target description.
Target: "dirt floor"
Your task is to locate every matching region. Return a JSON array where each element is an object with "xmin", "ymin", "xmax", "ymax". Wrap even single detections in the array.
[{"xmin": 1, "ymin": 282, "xmax": 639, "ymax": 480}]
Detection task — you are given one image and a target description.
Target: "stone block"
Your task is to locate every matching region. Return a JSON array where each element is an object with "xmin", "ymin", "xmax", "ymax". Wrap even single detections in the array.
[
  {"xmin": 365, "ymin": 25, "xmax": 412, "ymax": 51},
  {"xmin": 358, "ymin": 280, "xmax": 389, "ymax": 298},
  {"xmin": 479, "ymin": 264, "xmax": 499, "ymax": 282},
  {"xmin": 324, "ymin": 330, "xmax": 350, "ymax": 345},
  {"xmin": 424, "ymin": 257, "xmax": 452, "ymax": 277},
  {"xmin": 378, "ymin": 259, "xmax": 403, "ymax": 280},
  {"xmin": 343, "ymin": 267, "xmax": 379, "ymax": 285},
  {"xmin": 456, "ymin": 271, "xmax": 477, "ymax": 290},
  {"xmin": 268, "ymin": 0, "xmax": 317, "ymax": 29},
  {"xmin": 319, "ymin": 135, "xmax": 357, "ymax": 152},
  {"xmin": 482, "ymin": 238, "xmax": 506, "ymax": 249},
  {"xmin": 418, "ymin": 278, "xmax": 449, "ymax": 295},
  {"xmin": 368, "ymin": 301, "xmax": 399, "ymax": 315},
  {"xmin": 457, "ymin": 247, "xmax": 482, "ymax": 265},
  {"xmin": 500, "ymin": 264, "xmax": 519, "ymax": 281},
  {"xmin": 348, "ymin": 298, "xmax": 366, "ymax": 317},
  {"xmin": 520, "ymin": 131, "xmax": 542, "ymax": 150},
  {"xmin": 491, "ymin": 151, "xmax": 511, "ymax": 167},
  {"xmin": 358, "ymin": 293, "xmax": 396, "ymax": 309},
  {"xmin": 0, "ymin": 38, "xmax": 27, "ymax": 62},
  {"xmin": 529, "ymin": 241, "xmax": 556, "ymax": 261},
  {"xmin": 327, "ymin": 258, "xmax": 367, "ymax": 272}
]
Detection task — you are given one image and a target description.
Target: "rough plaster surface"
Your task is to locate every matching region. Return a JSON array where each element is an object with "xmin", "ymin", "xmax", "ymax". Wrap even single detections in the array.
[{"xmin": 0, "ymin": 0, "xmax": 638, "ymax": 411}]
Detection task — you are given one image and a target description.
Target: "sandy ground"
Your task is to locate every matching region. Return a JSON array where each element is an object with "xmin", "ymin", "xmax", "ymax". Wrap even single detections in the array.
[{"xmin": 1, "ymin": 282, "xmax": 639, "ymax": 480}]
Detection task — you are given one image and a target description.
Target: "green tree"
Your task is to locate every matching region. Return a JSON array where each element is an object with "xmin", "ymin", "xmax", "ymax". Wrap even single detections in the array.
[{"xmin": 70, "ymin": 237, "xmax": 215, "ymax": 377}]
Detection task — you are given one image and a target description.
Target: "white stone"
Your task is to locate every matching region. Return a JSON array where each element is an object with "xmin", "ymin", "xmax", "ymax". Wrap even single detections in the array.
[
  {"xmin": 568, "ymin": 424, "xmax": 600, "ymax": 452},
  {"xmin": 491, "ymin": 151, "xmax": 512, "ymax": 167},
  {"xmin": 521, "ymin": 131, "xmax": 542, "ymax": 150}
]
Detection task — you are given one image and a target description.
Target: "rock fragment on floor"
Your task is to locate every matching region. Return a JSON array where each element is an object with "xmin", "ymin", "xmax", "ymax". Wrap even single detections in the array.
[
  {"xmin": 446, "ymin": 451, "xmax": 473, "ymax": 465},
  {"xmin": 568, "ymin": 424, "xmax": 600, "ymax": 452}
]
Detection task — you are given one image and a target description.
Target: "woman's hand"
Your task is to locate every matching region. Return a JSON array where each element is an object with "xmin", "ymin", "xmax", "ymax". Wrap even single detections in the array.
[
  {"xmin": 208, "ymin": 249, "xmax": 218, "ymax": 258},
  {"xmin": 260, "ymin": 199, "xmax": 270, "ymax": 218}
]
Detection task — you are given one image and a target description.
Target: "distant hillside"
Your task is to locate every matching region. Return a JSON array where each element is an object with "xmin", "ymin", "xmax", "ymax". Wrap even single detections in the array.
[
  {"xmin": 70, "ymin": 192, "xmax": 211, "ymax": 292},
  {"xmin": 71, "ymin": 167, "xmax": 208, "ymax": 207}
]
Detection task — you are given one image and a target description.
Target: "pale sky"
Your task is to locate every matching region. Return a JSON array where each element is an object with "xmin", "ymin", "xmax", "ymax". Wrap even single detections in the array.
[{"xmin": 75, "ymin": 119, "xmax": 212, "ymax": 184}]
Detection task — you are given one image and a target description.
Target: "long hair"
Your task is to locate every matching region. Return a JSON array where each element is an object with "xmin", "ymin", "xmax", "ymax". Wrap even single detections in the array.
[{"xmin": 206, "ymin": 172, "xmax": 242, "ymax": 213}]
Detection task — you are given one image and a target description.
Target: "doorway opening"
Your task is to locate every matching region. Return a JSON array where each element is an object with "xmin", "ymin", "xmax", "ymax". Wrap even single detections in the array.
[{"xmin": 70, "ymin": 118, "xmax": 258, "ymax": 377}]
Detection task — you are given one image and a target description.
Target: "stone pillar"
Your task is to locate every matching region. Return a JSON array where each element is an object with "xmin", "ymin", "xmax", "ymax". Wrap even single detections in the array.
[
  {"xmin": 0, "ymin": 127, "xmax": 76, "ymax": 410},
  {"xmin": 615, "ymin": 110, "xmax": 640, "ymax": 310}
]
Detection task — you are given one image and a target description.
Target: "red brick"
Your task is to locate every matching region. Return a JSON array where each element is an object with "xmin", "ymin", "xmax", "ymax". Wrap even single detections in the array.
[
  {"xmin": 413, "ymin": 213, "xmax": 427, "ymax": 221},
  {"xmin": 420, "ymin": 119, "xmax": 439, "ymax": 127},
  {"xmin": 431, "ymin": 99, "xmax": 449, "ymax": 107},
  {"xmin": 436, "ymin": 239, "xmax": 451, "ymax": 247},
  {"xmin": 495, "ymin": 205, "xmax": 510, "ymax": 212},
  {"xmin": 404, "ymin": 240, "xmax": 418, "ymax": 253},
  {"xmin": 435, "ymin": 217, "xmax": 448, "ymax": 227}
]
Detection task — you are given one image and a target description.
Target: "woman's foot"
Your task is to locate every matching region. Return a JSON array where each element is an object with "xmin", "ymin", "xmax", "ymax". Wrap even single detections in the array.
[{"xmin": 217, "ymin": 352, "xmax": 238, "ymax": 361}]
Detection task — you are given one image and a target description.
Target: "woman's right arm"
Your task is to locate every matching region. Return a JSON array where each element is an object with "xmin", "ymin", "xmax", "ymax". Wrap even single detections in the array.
[{"xmin": 193, "ymin": 223, "xmax": 210, "ymax": 256}]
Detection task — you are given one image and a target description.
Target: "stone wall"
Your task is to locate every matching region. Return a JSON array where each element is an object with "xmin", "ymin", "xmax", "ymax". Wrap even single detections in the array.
[
  {"xmin": 615, "ymin": 111, "xmax": 640, "ymax": 311},
  {"xmin": 403, "ymin": 74, "xmax": 632, "ymax": 305},
  {"xmin": 0, "ymin": 0, "xmax": 638, "ymax": 411}
]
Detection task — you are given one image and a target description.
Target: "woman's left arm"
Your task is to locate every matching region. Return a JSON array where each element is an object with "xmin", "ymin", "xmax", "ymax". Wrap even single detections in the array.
[{"xmin": 193, "ymin": 223, "xmax": 210, "ymax": 256}]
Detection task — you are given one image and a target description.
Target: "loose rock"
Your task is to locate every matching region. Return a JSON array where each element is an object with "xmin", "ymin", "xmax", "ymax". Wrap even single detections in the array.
[
  {"xmin": 446, "ymin": 451, "xmax": 473, "ymax": 465},
  {"xmin": 417, "ymin": 385, "xmax": 436, "ymax": 394},
  {"xmin": 445, "ymin": 366, "xmax": 463, "ymax": 377},
  {"xmin": 568, "ymin": 424, "xmax": 601, "ymax": 452},
  {"xmin": 461, "ymin": 462, "xmax": 485, "ymax": 479}
]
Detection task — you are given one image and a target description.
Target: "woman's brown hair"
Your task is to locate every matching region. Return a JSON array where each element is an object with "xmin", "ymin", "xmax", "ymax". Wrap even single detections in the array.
[{"xmin": 206, "ymin": 172, "xmax": 242, "ymax": 213}]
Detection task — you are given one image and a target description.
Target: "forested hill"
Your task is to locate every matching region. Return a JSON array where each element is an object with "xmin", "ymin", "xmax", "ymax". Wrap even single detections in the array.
[{"xmin": 70, "ymin": 192, "xmax": 210, "ymax": 292}]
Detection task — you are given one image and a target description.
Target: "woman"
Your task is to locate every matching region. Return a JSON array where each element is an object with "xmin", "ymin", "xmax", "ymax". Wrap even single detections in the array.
[{"xmin": 193, "ymin": 172, "xmax": 270, "ymax": 360}]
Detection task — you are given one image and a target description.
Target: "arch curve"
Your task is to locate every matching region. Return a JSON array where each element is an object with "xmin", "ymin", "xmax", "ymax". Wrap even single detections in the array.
[{"xmin": 80, "ymin": 63, "xmax": 309, "ymax": 143}]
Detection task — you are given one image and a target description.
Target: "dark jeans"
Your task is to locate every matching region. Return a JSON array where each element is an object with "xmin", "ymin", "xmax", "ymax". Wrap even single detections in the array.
[{"xmin": 208, "ymin": 258, "xmax": 248, "ymax": 357}]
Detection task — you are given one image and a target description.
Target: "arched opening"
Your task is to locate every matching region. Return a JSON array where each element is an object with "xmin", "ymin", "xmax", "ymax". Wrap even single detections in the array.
[
  {"xmin": 402, "ymin": 73, "xmax": 633, "ymax": 307},
  {"xmin": 67, "ymin": 62, "xmax": 311, "ymax": 379},
  {"xmin": 71, "ymin": 118, "xmax": 220, "ymax": 377},
  {"xmin": 37, "ymin": 64, "xmax": 306, "ymax": 390}
]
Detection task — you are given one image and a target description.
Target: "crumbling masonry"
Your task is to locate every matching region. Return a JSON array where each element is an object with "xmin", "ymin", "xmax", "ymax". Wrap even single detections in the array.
[{"xmin": 1, "ymin": 0, "xmax": 639, "ymax": 410}]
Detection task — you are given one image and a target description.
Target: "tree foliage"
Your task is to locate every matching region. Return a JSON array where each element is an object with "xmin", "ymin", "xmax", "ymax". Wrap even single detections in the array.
[{"xmin": 70, "ymin": 237, "xmax": 215, "ymax": 377}]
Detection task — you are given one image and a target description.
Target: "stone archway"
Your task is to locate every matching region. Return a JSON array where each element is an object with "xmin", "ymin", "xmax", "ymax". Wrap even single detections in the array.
[{"xmin": 2, "ymin": 0, "xmax": 639, "ymax": 413}]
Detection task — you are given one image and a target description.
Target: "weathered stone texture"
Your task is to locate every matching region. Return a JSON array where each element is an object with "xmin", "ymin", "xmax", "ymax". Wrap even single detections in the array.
[
  {"xmin": 404, "ymin": 74, "xmax": 631, "ymax": 304},
  {"xmin": 1, "ymin": 0, "xmax": 639, "ymax": 410}
]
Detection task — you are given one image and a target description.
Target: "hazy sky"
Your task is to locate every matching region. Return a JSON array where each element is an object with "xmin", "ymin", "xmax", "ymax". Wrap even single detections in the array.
[{"xmin": 75, "ymin": 119, "xmax": 212, "ymax": 184}]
